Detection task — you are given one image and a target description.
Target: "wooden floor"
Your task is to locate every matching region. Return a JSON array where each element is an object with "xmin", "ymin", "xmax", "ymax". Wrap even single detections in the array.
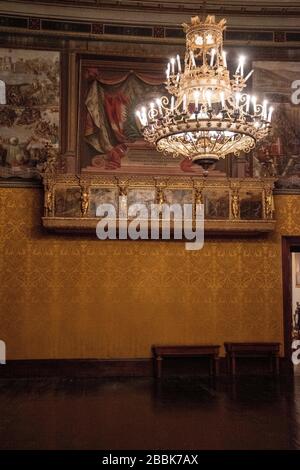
[{"xmin": 0, "ymin": 376, "xmax": 299, "ymax": 449}]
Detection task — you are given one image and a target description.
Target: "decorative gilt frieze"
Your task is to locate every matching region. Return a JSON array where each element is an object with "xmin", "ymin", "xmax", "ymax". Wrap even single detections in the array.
[{"xmin": 41, "ymin": 171, "xmax": 276, "ymax": 234}]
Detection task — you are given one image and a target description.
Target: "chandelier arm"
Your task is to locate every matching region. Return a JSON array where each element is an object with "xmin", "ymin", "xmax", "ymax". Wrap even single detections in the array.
[
  {"xmin": 226, "ymin": 136, "xmax": 242, "ymax": 155},
  {"xmin": 189, "ymin": 134, "xmax": 199, "ymax": 156},
  {"xmin": 220, "ymin": 134, "xmax": 241, "ymax": 156},
  {"xmin": 177, "ymin": 137, "xmax": 192, "ymax": 157},
  {"xmin": 201, "ymin": 132, "xmax": 206, "ymax": 155},
  {"xmin": 212, "ymin": 131, "xmax": 226, "ymax": 154}
]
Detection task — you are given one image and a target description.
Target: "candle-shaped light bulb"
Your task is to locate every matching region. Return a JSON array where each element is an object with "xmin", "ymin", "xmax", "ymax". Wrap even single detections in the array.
[
  {"xmin": 235, "ymin": 92, "xmax": 241, "ymax": 109},
  {"xmin": 220, "ymin": 91, "xmax": 225, "ymax": 109},
  {"xmin": 170, "ymin": 59, "xmax": 175, "ymax": 76},
  {"xmin": 236, "ymin": 55, "xmax": 246, "ymax": 76},
  {"xmin": 149, "ymin": 102, "xmax": 155, "ymax": 120},
  {"xmin": 136, "ymin": 110, "xmax": 143, "ymax": 126},
  {"xmin": 171, "ymin": 96, "xmax": 175, "ymax": 113},
  {"xmin": 246, "ymin": 94, "xmax": 251, "ymax": 113},
  {"xmin": 183, "ymin": 94, "xmax": 187, "ymax": 113},
  {"xmin": 170, "ymin": 57, "xmax": 175, "ymax": 74},
  {"xmin": 244, "ymin": 69, "xmax": 254, "ymax": 82},
  {"xmin": 141, "ymin": 107, "xmax": 148, "ymax": 125},
  {"xmin": 268, "ymin": 106, "xmax": 274, "ymax": 122},
  {"xmin": 176, "ymin": 54, "xmax": 181, "ymax": 73},
  {"xmin": 194, "ymin": 90, "xmax": 199, "ymax": 112},
  {"xmin": 222, "ymin": 50, "xmax": 227, "ymax": 68},
  {"xmin": 210, "ymin": 48, "xmax": 215, "ymax": 67},
  {"xmin": 240, "ymin": 56, "xmax": 245, "ymax": 77},
  {"xmin": 206, "ymin": 89, "xmax": 212, "ymax": 109},
  {"xmin": 166, "ymin": 63, "xmax": 170, "ymax": 80},
  {"xmin": 262, "ymin": 99, "xmax": 268, "ymax": 120},
  {"xmin": 156, "ymin": 98, "xmax": 163, "ymax": 116}
]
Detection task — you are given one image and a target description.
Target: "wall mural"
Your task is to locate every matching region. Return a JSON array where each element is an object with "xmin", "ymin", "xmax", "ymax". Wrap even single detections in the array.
[
  {"xmin": 79, "ymin": 63, "xmax": 227, "ymax": 177},
  {"xmin": 0, "ymin": 48, "xmax": 59, "ymax": 183},
  {"xmin": 252, "ymin": 61, "xmax": 300, "ymax": 192}
]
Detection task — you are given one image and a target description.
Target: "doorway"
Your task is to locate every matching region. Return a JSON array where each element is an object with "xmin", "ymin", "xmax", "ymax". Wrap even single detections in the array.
[{"xmin": 282, "ymin": 237, "xmax": 300, "ymax": 375}]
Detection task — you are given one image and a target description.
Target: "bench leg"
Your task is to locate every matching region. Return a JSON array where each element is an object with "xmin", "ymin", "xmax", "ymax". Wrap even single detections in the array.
[
  {"xmin": 275, "ymin": 356, "xmax": 280, "ymax": 376},
  {"xmin": 226, "ymin": 354, "xmax": 231, "ymax": 376},
  {"xmin": 156, "ymin": 356, "xmax": 163, "ymax": 379},
  {"xmin": 214, "ymin": 357, "xmax": 220, "ymax": 377},
  {"xmin": 232, "ymin": 354, "xmax": 236, "ymax": 377},
  {"xmin": 209, "ymin": 357, "xmax": 214, "ymax": 376}
]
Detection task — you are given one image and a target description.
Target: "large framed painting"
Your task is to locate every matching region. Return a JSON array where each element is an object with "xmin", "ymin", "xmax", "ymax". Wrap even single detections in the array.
[
  {"xmin": 78, "ymin": 58, "xmax": 227, "ymax": 178},
  {"xmin": 252, "ymin": 61, "xmax": 300, "ymax": 193},
  {"xmin": 0, "ymin": 48, "xmax": 60, "ymax": 186}
]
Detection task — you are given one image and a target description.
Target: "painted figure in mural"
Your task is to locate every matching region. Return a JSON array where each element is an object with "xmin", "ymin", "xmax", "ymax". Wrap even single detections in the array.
[
  {"xmin": 6, "ymin": 137, "xmax": 24, "ymax": 166},
  {"xmin": 0, "ymin": 79, "xmax": 5, "ymax": 104},
  {"xmin": 0, "ymin": 138, "xmax": 7, "ymax": 166},
  {"xmin": 253, "ymin": 61, "xmax": 300, "ymax": 190},
  {"xmin": 39, "ymin": 144, "xmax": 58, "ymax": 175},
  {"xmin": 261, "ymin": 155, "xmax": 277, "ymax": 178},
  {"xmin": 0, "ymin": 49, "xmax": 59, "ymax": 180},
  {"xmin": 0, "ymin": 107, "xmax": 17, "ymax": 127},
  {"xmin": 294, "ymin": 302, "xmax": 300, "ymax": 338},
  {"xmin": 25, "ymin": 136, "xmax": 43, "ymax": 165}
]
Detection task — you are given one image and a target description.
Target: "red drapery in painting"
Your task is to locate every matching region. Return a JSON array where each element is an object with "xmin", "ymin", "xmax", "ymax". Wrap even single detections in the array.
[
  {"xmin": 84, "ymin": 69, "xmax": 165, "ymax": 170},
  {"xmin": 83, "ymin": 68, "xmax": 195, "ymax": 172}
]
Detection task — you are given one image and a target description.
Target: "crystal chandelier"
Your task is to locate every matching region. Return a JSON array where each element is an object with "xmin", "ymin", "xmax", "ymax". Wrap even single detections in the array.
[{"xmin": 136, "ymin": 15, "xmax": 273, "ymax": 171}]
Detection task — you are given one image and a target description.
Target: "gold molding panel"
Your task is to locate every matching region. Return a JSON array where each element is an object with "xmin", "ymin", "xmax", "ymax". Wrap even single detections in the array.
[{"xmin": 42, "ymin": 175, "xmax": 276, "ymax": 235}]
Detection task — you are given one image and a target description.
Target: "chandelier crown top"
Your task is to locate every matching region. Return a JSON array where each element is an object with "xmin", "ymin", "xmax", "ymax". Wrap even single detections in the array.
[
  {"xmin": 183, "ymin": 14, "xmax": 226, "ymax": 52},
  {"xmin": 182, "ymin": 14, "xmax": 226, "ymax": 33}
]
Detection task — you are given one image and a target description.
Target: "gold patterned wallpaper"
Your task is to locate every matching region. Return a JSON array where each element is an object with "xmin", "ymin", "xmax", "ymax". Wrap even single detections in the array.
[{"xmin": 1, "ymin": 188, "xmax": 300, "ymax": 359}]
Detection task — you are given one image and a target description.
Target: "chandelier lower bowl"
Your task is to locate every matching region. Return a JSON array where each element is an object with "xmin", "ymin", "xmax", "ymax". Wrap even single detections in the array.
[{"xmin": 191, "ymin": 153, "xmax": 220, "ymax": 170}]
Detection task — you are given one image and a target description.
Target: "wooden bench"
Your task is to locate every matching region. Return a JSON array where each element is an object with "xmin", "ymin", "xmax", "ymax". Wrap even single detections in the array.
[
  {"xmin": 152, "ymin": 345, "xmax": 220, "ymax": 379},
  {"xmin": 224, "ymin": 342, "xmax": 280, "ymax": 376}
]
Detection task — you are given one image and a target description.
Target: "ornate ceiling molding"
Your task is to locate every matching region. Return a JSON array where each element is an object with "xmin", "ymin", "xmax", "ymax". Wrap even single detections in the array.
[
  {"xmin": 1, "ymin": 3, "xmax": 300, "ymax": 47},
  {"xmin": 1, "ymin": 0, "xmax": 300, "ymax": 30},
  {"xmin": 3, "ymin": 1, "xmax": 300, "ymax": 17}
]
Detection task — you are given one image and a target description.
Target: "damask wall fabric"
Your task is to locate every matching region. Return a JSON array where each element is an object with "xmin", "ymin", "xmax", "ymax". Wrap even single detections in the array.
[
  {"xmin": 1, "ymin": 188, "xmax": 299, "ymax": 360},
  {"xmin": 0, "ymin": 49, "xmax": 59, "ymax": 181}
]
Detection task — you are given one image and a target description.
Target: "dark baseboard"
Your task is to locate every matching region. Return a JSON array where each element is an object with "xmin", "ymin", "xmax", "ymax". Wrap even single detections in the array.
[
  {"xmin": 0, "ymin": 359, "xmax": 153, "ymax": 378},
  {"xmin": 0, "ymin": 357, "xmax": 292, "ymax": 379}
]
